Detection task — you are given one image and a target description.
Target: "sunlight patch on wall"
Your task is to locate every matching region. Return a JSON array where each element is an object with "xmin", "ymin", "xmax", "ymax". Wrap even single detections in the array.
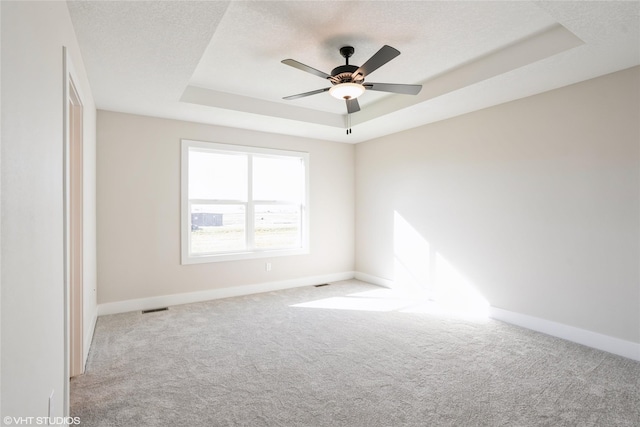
[
  {"xmin": 290, "ymin": 213, "xmax": 489, "ymax": 319},
  {"xmin": 431, "ymin": 252, "xmax": 489, "ymax": 317},
  {"xmin": 394, "ymin": 211, "xmax": 489, "ymax": 318},
  {"xmin": 393, "ymin": 212, "xmax": 432, "ymax": 297}
]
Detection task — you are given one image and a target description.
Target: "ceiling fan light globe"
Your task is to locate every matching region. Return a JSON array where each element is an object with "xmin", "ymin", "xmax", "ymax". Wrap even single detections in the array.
[{"xmin": 329, "ymin": 83, "xmax": 365, "ymax": 100}]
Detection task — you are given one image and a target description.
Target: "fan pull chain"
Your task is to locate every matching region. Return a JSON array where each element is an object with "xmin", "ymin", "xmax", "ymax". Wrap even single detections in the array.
[{"xmin": 346, "ymin": 113, "xmax": 352, "ymax": 135}]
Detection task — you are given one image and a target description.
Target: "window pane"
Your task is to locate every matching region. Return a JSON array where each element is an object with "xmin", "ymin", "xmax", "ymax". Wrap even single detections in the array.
[
  {"xmin": 253, "ymin": 156, "xmax": 304, "ymax": 203},
  {"xmin": 255, "ymin": 204, "xmax": 301, "ymax": 249},
  {"xmin": 182, "ymin": 140, "xmax": 309, "ymax": 264},
  {"xmin": 189, "ymin": 149, "xmax": 247, "ymax": 200},
  {"xmin": 190, "ymin": 204, "xmax": 245, "ymax": 254}
]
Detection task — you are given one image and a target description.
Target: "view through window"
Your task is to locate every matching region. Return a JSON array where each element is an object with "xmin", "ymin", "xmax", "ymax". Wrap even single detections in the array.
[{"xmin": 182, "ymin": 140, "xmax": 309, "ymax": 263}]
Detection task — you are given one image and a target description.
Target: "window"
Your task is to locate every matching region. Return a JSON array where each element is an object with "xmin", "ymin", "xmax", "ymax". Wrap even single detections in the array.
[{"xmin": 181, "ymin": 140, "xmax": 309, "ymax": 264}]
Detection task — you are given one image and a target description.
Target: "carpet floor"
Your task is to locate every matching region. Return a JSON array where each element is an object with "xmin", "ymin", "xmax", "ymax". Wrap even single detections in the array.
[{"xmin": 71, "ymin": 280, "xmax": 639, "ymax": 426}]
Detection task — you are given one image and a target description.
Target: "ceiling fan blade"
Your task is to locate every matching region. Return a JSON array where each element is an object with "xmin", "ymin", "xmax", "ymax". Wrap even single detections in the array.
[
  {"xmin": 364, "ymin": 82, "xmax": 422, "ymax": 95},
  {"xmin": 346, "ymin": 98, "xmax": 360, "ymax": 114},
  {"xmin": 281, "ymin": 59, "xmax": 332, "ymax": 80},
  {"xmin": 352, "ymin": 45, "xmax": 400, "ymax": 79},
  {"xmin": 283, "ymin": 87, "xmax": 330, "ymax": 100}
]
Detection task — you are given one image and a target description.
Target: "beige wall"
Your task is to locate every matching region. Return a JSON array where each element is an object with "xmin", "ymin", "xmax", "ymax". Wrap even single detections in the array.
[
  {"xmin": 1, "ymin": 0, "xmax": 97, "ymax": 418},
  {"xmin": 97, "ymin": 111, "xmax": 355, "ymax": 304},
  {"xmin": 356, "ymin": 66, "xmax": 640, "ymax": 343}
]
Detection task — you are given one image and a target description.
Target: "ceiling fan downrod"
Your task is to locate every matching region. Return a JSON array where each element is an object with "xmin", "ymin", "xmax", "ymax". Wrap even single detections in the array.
[{"xmin": 340, "ymin": 46, "xmax": 354, "ymax": 65}]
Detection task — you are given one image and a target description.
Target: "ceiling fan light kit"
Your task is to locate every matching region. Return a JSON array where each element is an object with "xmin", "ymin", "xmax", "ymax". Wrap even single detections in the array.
[
  {"xmin": 282, "ymin": 45, "xmax": 422, "ymax": 134},
  {"xmin": 329, "ymin": 83, "xmax": 365, "ymax": 100}
]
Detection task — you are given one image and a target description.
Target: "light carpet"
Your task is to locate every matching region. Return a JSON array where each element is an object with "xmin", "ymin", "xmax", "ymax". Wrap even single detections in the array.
[{"xmin": 71, "ymin": 280, "xmax": 640, "ymax": 426}]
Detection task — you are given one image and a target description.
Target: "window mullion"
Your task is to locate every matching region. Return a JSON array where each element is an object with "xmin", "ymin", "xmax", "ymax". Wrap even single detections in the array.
[
  {"xmin": 187, "ymin": 200, "xmax": 193, "ymax": 258},
  {"xmin": 246, "ymin": 155, "xmax": 255, "ymax": 250}
]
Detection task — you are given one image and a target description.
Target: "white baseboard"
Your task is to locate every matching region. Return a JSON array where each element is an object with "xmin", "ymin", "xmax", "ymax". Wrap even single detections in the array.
[
  {"xmin": 97, "ymin": 270, "xmax": 640, "ymax": 362},
  {"xmin": 489, "ymin": 306, "xmax": 640, "ymax": 362},
  {"xmin": 355, "ymin": 271, "xmax": 640, "ymax": 361},
  {"xmin": 354, "ymin": 271, "xmax": 394, "ymax": 288},
  {"xmin": 97, "ymin": 271, "xmax": 355, "ymax": 316}
]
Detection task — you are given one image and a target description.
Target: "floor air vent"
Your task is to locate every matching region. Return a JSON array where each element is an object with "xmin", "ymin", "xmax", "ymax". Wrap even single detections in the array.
[
  {"xmin": 142, "ymin": 307, "xmax": 168, "ymax": 314},
  {"xmin": 314, "ymin": 283, "xmax": 330, "ymax": 287}
]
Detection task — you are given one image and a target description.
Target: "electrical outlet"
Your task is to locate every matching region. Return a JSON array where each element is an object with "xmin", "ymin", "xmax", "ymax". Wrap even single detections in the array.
[{"xmin": 265, "ymin": 262, "xmax": 272, "ymax": 272}]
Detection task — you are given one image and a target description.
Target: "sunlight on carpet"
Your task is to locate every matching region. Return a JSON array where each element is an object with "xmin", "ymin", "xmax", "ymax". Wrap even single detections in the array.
[
  {"xmin": 72, "ymin": 280, "xmax": 640, "ymax": 427},
  {"xmin": 291, "ymin": 287, "xmax": 489, "ymax": 319}
]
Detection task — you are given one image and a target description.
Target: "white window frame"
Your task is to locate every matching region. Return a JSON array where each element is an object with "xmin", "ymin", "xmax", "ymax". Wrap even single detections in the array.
[{"xmin": 181, "ymin": 139, "xmax": 310, "ymax": 264}]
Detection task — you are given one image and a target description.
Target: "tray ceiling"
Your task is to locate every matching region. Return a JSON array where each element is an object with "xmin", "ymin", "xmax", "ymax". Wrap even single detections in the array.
[{"xmin": 67, "ymin": 1, "xmax": 640, "ymax": 143}]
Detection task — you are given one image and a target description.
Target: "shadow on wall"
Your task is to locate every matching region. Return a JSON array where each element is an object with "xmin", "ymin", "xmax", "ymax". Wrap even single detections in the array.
[{"xmin": 393, "ymin": 211, "xmax": 489, "ymax": 317}]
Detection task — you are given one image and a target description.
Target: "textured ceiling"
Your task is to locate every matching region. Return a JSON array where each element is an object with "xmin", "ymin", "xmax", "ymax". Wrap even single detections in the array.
[{"xmin": 67, "ymin": 1, "xmax": 640, "ymax": 143}]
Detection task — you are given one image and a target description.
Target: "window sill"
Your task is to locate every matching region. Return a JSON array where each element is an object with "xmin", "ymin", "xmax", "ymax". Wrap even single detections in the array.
[{"xmin": 181, "ymin": 247, "xmax": 309, "ymax": 265}]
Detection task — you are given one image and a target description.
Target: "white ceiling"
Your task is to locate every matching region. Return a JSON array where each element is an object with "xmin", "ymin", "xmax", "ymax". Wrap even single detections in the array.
[{"xmin": 67, "ymin": 1, "xmax": 640, "ymax": 143}]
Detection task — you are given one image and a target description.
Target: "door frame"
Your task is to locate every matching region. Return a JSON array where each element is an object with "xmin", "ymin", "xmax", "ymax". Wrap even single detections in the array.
[{"xmin": 62, "ymin": 46, "xmax": 85, "ymax": 415}]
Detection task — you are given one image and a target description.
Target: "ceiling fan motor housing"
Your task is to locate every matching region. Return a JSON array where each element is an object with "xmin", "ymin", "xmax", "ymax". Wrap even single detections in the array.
[{"xmin": 331, "ymin": 65, "xmax": 362, "ymax": 84}]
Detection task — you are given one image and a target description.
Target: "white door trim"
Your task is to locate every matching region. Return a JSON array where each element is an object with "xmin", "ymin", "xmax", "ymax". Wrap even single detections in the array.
[{"xmin": 62, "ymin": 45, "xmax": 86, "ymax": 416}]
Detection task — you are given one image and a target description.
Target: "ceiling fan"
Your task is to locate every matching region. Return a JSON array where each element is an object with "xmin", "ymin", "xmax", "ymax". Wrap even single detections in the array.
[{"xmin": 281, "ymin": 45, "xmax": 422, "ymax": 133}]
